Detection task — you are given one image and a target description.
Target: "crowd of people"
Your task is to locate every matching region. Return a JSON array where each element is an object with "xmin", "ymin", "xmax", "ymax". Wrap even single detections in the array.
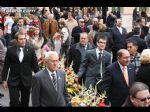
[{"xmin": 0, "ymin": 7, "xmax": 150, "ymax": 107}]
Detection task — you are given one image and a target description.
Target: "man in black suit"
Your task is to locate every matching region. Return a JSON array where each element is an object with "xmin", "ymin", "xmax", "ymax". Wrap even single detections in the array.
[
  {"xmin": 31, "ymin": 51, "xmax": 71, "ymax": 106},
  {"xmin": 109, "ymin": 18, "xmax": 127, "ymax": 62},
  {"xmin": 78, "ymin": 34, "xmax": 112, "ymax": 88},
  {"xmin": 128, "ymin": 26, "xmax": 147, "ymax": 53},
  {"xmin": 72, "ymin": 18, "xmax": 90, "ymax": 44},
  {"xmin": 102, "ymin": 7, "xmax": 108, "ymax": 24},
  {"xmin": 68, "ymin": 32, "xmax": 94, "ymax": 84},
  {"xmin": 97, "ymin": 49, "xmax": 136, "ymax": 106},
  {"xmin": 2, "ymin": 32, "xmax": 39, "ymax": 106},
  {"xmin": 136, "ymin": 17, "xmax": 149, "ymax": 39}
]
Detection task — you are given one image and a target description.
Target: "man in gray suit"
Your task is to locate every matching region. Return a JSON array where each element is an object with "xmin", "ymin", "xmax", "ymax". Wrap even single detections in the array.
[
  {"xmin": 78, "ymin": 34, "xmax": 112, "ymax": 88},
  {"xmin": 31, "ymin": 51, "xmax": 71, "ymax": 106}
]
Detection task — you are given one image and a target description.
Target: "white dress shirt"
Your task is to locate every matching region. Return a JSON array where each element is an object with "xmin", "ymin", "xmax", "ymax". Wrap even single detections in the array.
[
  {"xmin": 117, "ymin": 26, "xmax": 123, "ymax": 34},
  {"xmin": 96, "ymin": 48, "xmax": 103, "ymax": 60}
]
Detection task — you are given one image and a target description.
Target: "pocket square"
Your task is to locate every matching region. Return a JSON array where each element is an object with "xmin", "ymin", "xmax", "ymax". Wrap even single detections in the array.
[{"xmin": 58, "ymin": 77, "xmax": 61, "ymax": 80}]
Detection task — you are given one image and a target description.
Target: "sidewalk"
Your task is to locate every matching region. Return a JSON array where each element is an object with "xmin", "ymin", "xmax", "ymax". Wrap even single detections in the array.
[{"xmin": 0, "ymin": 84, "xmax": 32, "ymax": 107}]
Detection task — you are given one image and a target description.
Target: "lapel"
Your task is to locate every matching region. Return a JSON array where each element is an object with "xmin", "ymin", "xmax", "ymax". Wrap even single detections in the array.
[
  {"xmin": 115, "ymin": 27, "xmax": 122, "ymax": 35},
  {"xmin": 55, "ymin": 70, "xmax": 63, "ymax": 102},
  {"xmin": 93, "ymin": 49, "xmax": 98, "ymax": 61},
  {"xmin": 14, "ymin": 45, "xmax": 19, "ymax": 58},
  {"xmin": 116, "ymin": 62, "xmax": 128, "ymax": 87},
  {"xmin": 43, "ymin": 69, "xmax": 58, "ymax": 95},
  {"xmin": 101, "ymin": 50, "xmax": 106, "ymax": 63},
  {"xmin": 127, "ymin": 64, "xmax": 133, "ymax": 86},
  {"xmin": 22, "ymin": 46, "xmax": 28, "ymax": 62},
  {"xmin": 56, "ymin": 70, "xmax": 61, "ymax": 93}
]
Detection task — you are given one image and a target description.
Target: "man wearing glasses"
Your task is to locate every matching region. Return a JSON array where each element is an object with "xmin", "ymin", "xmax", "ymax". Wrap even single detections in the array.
[
  {"xmin": 122, "ymin": 82, "xmax": 150, "ymax": 107},
  {"xmin": 78, "ymin": 34, "xmax": 111, "ymax": 88}
]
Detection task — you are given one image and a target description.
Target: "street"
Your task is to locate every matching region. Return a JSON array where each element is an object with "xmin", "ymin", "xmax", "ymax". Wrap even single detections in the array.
[{"xmin": 0, "ymin": 14, "xmax": 133, "ymax": 107}]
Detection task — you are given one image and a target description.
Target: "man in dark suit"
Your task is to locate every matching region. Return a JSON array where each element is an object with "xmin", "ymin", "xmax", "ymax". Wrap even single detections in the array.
[
  {"xmin": 109, "ymin": 18, "xmax": 127, "ymax": 62},
  {"xmin": 102, "ymin": 7, "xmax": 108, "ymax": 24},
  {"xmin": 72, "ymin": 18, "xmax": 90, "ymax": 44},
  {"xmin": 31, "ymin": 51, "xmax": 71, "ymax": 106},
  {"xmin": 11, "ymin": 18, "xmax": 25, "ymax": 39},
  {"xmin": 136, "ymin": 17, "xmax": 149, "ymax": 39},
  {"xmin": 78, "ymin": 34, "xmax": 112, "ymax": 88},
  {"xmin": 128, "ymin": 26, "xmax": 147, "ymax": 53},
  {"xmin": 97, "ymin": 49, "xmax": 136, "ymax": 106},
  {"xmin": 68, "ymin": 32, "xmax": 94, "ymax": 84},
  {"xmin": 2, "ymin": 32, "xmax": 39, "ymax": 106}
]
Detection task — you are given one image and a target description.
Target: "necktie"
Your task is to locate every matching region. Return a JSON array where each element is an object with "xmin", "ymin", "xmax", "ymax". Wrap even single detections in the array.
[
  {"xmin": 19, "ymin": 48, "xmax": 24, "ymax": 63},
  {"xmin": 99, "ymin": 52, "xmax": 102, "ymax": 78},
  {"xmin": 122, "ymin": 66, "xmax": 129, "ymax": 86},
  {"xmin": 99, "ymin": 52, "xmax": 102, "ymax": 61},
  {"xmin": 51, "ymin": 73, "xmax": 57, "ymax": 90}
]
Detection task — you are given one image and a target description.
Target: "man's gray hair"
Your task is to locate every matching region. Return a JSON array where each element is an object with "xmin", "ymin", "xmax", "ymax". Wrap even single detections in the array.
[{"xmin": 43, "ymin": 51, "xmax": 58, "ymax": 62}]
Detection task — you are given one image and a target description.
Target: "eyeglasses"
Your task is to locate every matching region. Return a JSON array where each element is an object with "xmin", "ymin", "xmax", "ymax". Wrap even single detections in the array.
[
  {"xmin": 97, "ymin": 41, "xmax": 106, "ymax": 44},
  {"xmin": 136, "ymin": 96, "xmax": 150, "ymax": 102},
  {"xmin": 80, "ymin": 21, "xmax": 84, "ymax": 23}
]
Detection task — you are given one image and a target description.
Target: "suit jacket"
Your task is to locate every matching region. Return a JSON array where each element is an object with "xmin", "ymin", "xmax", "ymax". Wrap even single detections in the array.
[
  {"xmin": 78, "ymin": 49, "xmax": 111, "ymax": 88},
  {"xmin": 110, "ymin": 26, "xmax": 127, "ymax": 51},
  {"xmin": 68, "ymin": 42, "xmax": 94, "ymax": 74},
  {"xmin": 97, "ymin": 62, "xmax": 136, "ymax": 106},
  {"xmin": 31, "ymin": 69, "xmax": 71, "ymax": 106},
  {"xmin": 71, "ymin": 26, "xmax": 90, "ymax": 44},
  {"xmin": 2, "ymin": 44, "xmax": 39, "ymax": 87}
]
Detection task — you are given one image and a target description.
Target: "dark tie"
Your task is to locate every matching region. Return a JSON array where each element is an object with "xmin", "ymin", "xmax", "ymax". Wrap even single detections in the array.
[
  {"xmin": 51, "ymin": 73, "xmax": 57, "ymax": 90},
  {"xmin": 99, "ymin": 52, "xmax": 103, "ymax": 78},
  {"xmin": 99, "ymin": 52, "xmax": 102, "ymax": 61}
]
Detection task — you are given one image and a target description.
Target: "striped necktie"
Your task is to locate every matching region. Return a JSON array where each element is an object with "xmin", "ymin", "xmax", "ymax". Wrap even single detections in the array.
[{"xmin": 51, "ymin": 73, "xmax": 57, "ymax": 90}]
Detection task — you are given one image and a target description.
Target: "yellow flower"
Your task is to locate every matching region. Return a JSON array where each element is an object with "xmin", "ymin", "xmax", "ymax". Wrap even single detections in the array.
[{"xmin": 67, "ymin": 88, "xmax": 74, "ymax": 93}]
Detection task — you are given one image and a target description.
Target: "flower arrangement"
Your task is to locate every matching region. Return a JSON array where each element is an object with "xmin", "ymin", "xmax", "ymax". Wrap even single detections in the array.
[
  {"xmin": 53, "ymin": 32, "xmax": 61, "ymax": 41},
  {"xmin": 71, "ymin": 85, "xmax": 110, "ymax": 107},
  {"xmin": 32, "ymin": 20, "xmax": 40, "ymax": 27},
  {"xmin": 27, "ymin": 26, "xmax": 35, "ymax": 37},
  {"xmin": 59, "ymin": 58, "xmax": 81, "ymax": 97},
  {"xmin": 59, "ymin": 57, "xmax": 110, "ymax": 107},
  {"xmin": 38, "ymin": 56, "xmax": 45, "ymax": 70},
  {"xmin": 65, "ymin": 67, "xmax": 81, "ymax": 97}
]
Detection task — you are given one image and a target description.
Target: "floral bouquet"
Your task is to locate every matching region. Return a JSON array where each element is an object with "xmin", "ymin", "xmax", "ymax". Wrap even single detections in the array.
[
  {"xmin": 71, "ymin": 85, "xmax": 111, "ymax": 107},
  {"xmin": 27, "ymin": 26, "xmax": 35, "ymax": 37},
  {"xmin": 65, "ymin": 67, "xmax": 81, "ymax": 97},
  {"xmin": 32, "ymin": 20, "xmax": 40, "ymax": 27},
  {"xmin": 38, "ymin": 56, "xmax": 45, "ymax": 70},
  {"xmin": 53, "ymin": 32, "xmax": 61, "ymax": 41},
  {"xmin": 59, "ymin": 58, "xmax": 81, "ymax": 97}
]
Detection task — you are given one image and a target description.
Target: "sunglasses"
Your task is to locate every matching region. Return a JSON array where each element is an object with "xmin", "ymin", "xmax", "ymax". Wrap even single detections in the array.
[{"xmin": 136, "ymin": 96, "xmax": 150, "ymax": 102}]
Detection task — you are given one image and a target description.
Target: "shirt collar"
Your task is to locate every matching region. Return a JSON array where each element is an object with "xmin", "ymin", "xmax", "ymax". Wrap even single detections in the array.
[
  {"xmin": 117, "ymin": 26, "xmax": 122, "ymax": 29},
  {"xmin": 96, "ymin": 48, "xmax": 103, "ymax": 54},
  {"xmin": 46, "ymin": 68, "xmax": 56, "ymax": 76},
  {"xmin": 118, "ymin": 61, "xmax": 127, "ymax": 70},
  {"xmin": 96, "ymin": 48, "xmax": 103, "ymax": 59}
]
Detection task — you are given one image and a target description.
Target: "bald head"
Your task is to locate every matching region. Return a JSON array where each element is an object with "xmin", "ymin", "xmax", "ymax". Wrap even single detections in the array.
[{"xmin": 117, "ymin": 49, "xmax": 130, "ymax": 66}]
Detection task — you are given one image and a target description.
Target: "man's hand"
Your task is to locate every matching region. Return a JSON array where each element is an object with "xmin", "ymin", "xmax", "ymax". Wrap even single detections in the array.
[{"xmin": 2, "ymin": 81, "xmax": 8, "ymax": 89}]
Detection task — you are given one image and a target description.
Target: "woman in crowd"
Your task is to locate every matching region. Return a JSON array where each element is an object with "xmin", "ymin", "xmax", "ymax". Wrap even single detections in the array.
[
  {"xmin": 136, "ymin": 49, "xmax": 150, "ymax": 89},
  {"xmin": 30, "ymin": 27, "xmax": 44, "ymax": 60},
  {"xmin": 122, "ymin": 82, "xmax": 150, "ymax": 107}
]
